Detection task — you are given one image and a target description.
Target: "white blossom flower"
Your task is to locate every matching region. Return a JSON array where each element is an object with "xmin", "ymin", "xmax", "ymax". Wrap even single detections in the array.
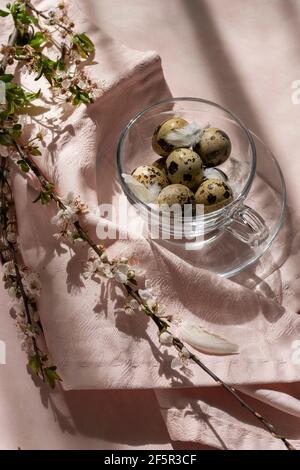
[
  {"xmin": 159, "ymin": 331, "xmax": 174, "ymax": 346},
  {"xmin": 2, "ymin": 260, "xmax": 15, "ymax": 277},
  {"xmin": 51, "ymin": 206, "xmax": 78, "ymax": 228},
  {"xmin": 65, "ymin": 192, "xmax": 89, "ymax": 214},
  {"xmin": 8, "ymin": 286, "xmax": 17, "ymax": 298},
  {"xmin": 6, "ymin": 230, "xmax": 17, "ymax": 243},
  {"xmin": 138, "ymin": 279, "xmax": 158, "ymax": 309},
  {"xmin": 51, "ymin": 195, "xmax": 89, "ymax": 244},
  {"xmin": 170, "ymin": 347, "xmax": 191, "ymax": 370},
  {"xmin": 51, "ymin": 206, "xmax": 79, "ymax": 243},
  {"xmin": 124, "ymin": 298, "xmax": 139, "ymax": 316},
  {"xmin": 83, "ymin": 259, "xmax": 103, "ymax": 279},
  {"xmin": 30, "ymin": 309, "xmax": 39, "ymax": 323},
  {"xmin": 20, "ymin": 336, "xmax": 35, "ymax": 355},
  {"xmin": 102, "ymin": 264, "xmax": 114, "ymax": 278},
  {"xmin": 170, "ymin": 356, "xmax": 182, "ymax": 370},
  {"xmin": 0, "ymin": 144, "xmax": 9, "ymax": 158},
  {"xmin": 113, "ymin": 263, "xmax": 130, "ymax": 284},
  {"xmin": 23, "ymin": 272, "xmax": 42, "ymax": 298},
  {"xmin": 180, "ymin": 346, "xmax": 190, "ymax": 359}
]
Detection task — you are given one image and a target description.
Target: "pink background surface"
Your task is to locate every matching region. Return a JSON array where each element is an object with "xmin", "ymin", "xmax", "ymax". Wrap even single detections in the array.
[{"xmin": 1, "ymin": 0, "xmax": 300, "ymax": 450}]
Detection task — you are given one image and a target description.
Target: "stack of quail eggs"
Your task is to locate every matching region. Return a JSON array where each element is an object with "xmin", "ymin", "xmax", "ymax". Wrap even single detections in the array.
[{"xmin": 125, "ymin": 117, "xmax": 234, "ymax": 214}]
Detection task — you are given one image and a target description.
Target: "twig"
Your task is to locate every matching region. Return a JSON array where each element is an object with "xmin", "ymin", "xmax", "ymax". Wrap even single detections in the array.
[
  {"xmin": 0, "ymin": 158, "xmax": 44, "ymax": 378},
  {"xmin": 26, "ymin": 1, "xmax": 73, "ymax": 35},
  {"xmin": 172, "ymin": 336, "xmax": 295, "ymax": 451}
]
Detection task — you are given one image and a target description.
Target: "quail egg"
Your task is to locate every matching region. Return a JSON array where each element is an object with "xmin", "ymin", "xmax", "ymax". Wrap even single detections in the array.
[
  {"xmin": 158, "ymin": 184, "xmax": 195, "ymax": 209},
  {"xmin": 152, "ymin": 117, "xmax": 188, "ymax": 157},
  {"xmin": 132, "ymin": 165, "xmax": 169, "ymax": 191},
  {"xmin": 195, "ymin": 178, "xmax": 233, "ymax": 213},
  {"xmin": 152, "ymin": 157, "xmax": 167, "ymax": 173},
  {"xmin": 195, "ymin": 127, "xmax": 231, "ymax": 167},
  {"xmin": 166, "ymin": 148, "xmax": 204, "ymax": 190}
]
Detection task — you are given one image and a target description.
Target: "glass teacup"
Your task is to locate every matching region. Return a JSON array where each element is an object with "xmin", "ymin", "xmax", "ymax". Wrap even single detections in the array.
[{"xmin": 117, "ymin": 98, "xmax": 269, "ymax": 247}]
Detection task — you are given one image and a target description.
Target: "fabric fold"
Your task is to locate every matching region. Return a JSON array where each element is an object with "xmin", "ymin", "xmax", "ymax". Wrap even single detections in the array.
[{"xmin": 2, "ymin": 0, "xmax": 300, "ymax": 451}]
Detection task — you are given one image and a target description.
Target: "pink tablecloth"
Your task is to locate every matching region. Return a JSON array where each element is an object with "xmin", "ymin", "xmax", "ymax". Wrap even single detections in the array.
[{"xmin": 1, "ymin": 0, "xmax": 300, "ymax": 450}]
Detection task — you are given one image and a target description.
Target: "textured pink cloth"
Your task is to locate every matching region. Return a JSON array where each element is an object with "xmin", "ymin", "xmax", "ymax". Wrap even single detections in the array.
[
  {"xmin": 1, "ymin": 0, "xmax": 300, "ymax": 450},
  {"xmin": 11, "ymin": 0, "xmax": 300, "ymax": 391}
]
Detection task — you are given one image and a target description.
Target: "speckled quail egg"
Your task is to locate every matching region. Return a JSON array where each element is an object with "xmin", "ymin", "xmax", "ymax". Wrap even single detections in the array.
[
  {"xmin": 152, "ymin": 117, "xmax": 188, "ymax": 157},
  {"xmin": 194, "ymin": 127, "xmax": 231, "ymax": 167},
  {"xmin": 166, "ymin": 148, "xmax": 204, "ymax": 190},
  {"xmin": 158, "ymin": 184, "xmax": 195, "ymax": 208},
  {"xmin": 195, "ymin": 178, "xmax": 233, "ymax": 213},
  {"xmin": 132, "ymin": 165, "xmax": 169, "ymax": 191},
  {"xmin": 152, "ymin": 157, "xmax": 167, "ymax": 173}
]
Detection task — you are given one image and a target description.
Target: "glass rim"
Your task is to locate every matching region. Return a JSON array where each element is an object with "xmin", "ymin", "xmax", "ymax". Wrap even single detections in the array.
[{"xmin": 116, "ymin": 97, "xmax": 257, "ymax": 218}]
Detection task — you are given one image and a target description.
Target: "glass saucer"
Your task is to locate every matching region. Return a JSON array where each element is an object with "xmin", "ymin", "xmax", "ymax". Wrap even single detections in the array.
[{"xmin": 152, "ymin": 132, "xmax": 286, "ymax": 278}]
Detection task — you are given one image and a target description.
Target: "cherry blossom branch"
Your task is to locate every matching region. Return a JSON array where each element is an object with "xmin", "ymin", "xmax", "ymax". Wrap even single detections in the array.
[
  {"xmin": 25, "ymin": 0, "xmax": 74, "ymax": 35},
  {"xmin": 0, "ymin": 156, "xmax": 61, "ymax": 387},
  {"xmin": 0, "ymin": 12, "xmax": 61, "ymax": 387},
  {"xmin": 0, "ymin": 0, "xmax": 295, "ymax": 450}
]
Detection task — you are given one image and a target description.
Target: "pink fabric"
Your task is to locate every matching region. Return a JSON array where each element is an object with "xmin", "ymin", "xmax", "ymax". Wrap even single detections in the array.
[
  {"xmin": 1, "ymin": 0, "xmax": 300, "ymax": 450},
  {"xmin": 10, "ymin": 0, "xmax": 300, "ymax": 391}
]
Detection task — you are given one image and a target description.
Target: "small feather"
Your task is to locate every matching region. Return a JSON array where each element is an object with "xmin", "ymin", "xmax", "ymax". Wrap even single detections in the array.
[
  {"xmin": 164, "ymin": 122, "xmax": 209, "ymax": 148},
  {"xmin": 122, "ymin": 174, "xmax": 160, "ymax": 204},
  {"xmin": 178, "ymin": 320, "xmax": 239, "ymax": 355},
  {"xmin": 203, "ymin": 167, "xmax": 228, "ymax": 182}
]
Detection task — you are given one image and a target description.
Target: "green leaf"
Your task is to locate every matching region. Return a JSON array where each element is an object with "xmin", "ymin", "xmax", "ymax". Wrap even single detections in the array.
[
  {"xmin": 70, "ymin": 86, "xmax": 93, "ymax": 106},
  {"xmin": 56, "ymin": 59, "xmax": 65, "ymax": 71},
  {"xmin": 11, "ymin": 123, "xmax": 22, "ymax": 138},
  {"xmin": 34, "ymin": 55, "xmax": 58, "ymax": 84},
  {"xmin": 0, "ymin": 74, "xmax": 13, "ymax": 82},
  {"xmin": 25, "ymin": 89, "xmax": 40, "ymax": 102},
  {"xmin": 43, "ymin": 366, "xmax": 62, "ymax": 389},
  {"xmin": 40, "ymin": 191, "xmax": 51, "ymax": 204},
  {"xmin": 0, "ymin": 9, "xmax": 9, "ymax": 17},
  {"xmin": 17, "ymin": 160, "xmax": 30, "ymax": 172},
  {"xmin": 29, "ymin": 32, "xmax": 47, "ymax": 48},
  {"xmin": 0, "ymin": 132, "xmax": 13, "ymax": 145},
  {"xmin": 28, "ymin": 354, "xmax": 42, "ymax": 374},
  {"xmin": 29, "ymin": 146, "xmax": 41, "ymax": 156},
  {"xmin": 44, "ymin": 182, "xmax": 54, "ymax": 191},
  {"xmin": 1, "ymin": 81, "xmax": 40, "ymax": 119},
  {"xmin": 72, "ymin": 33, "xmax": 95, "ymax": 58},
  {"xmin": 9, "ymin": 1, "xmax": 38, "ymax": 27}
]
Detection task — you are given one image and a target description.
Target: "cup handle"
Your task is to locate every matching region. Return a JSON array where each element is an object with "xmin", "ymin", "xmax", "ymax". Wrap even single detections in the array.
[{"xmin": 224, "ymin": 204, "xmax": 269, "ymax": 246}]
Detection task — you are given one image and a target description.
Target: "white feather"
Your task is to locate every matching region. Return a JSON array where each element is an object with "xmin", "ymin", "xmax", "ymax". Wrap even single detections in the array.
[
  {"xmin": 203, "ymin": 168, "xmax": 228, "ymax": 182},
  {"xmin": 164, "ymin": 122, "xmax": 209, "ymax": 148},
  {"xmin": 122, "ymin": 174, "xmax": 160, "ymax": 204},
  {"xmin": 178, "ymin": 320, "xmax": 239, "ymax": 355}
]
